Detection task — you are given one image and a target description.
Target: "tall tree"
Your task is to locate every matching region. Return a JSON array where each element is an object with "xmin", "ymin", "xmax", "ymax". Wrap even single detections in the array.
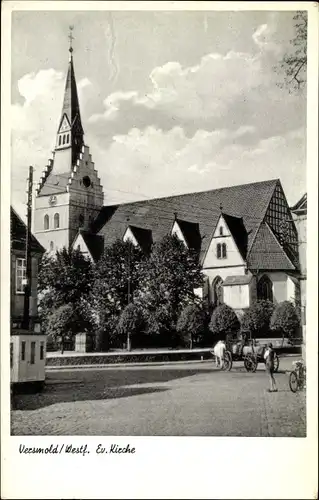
[
  {"xmin": 38, "ymin": 247, "xmax": 94, "ymax": 307},
  {"xmin": 38, "ymin": 247, "xmax": 96, "ymax": 344},
  {"xmin": 91, "ymin": 239, "xmax": 145, "ymax": 349},
  {"xmin": 135, "ymin": 235, "xmax": 204, "ymax": 344},
  {"xmin": 280, "ymin": 11, "xmax": 307, "ymax": 91}
]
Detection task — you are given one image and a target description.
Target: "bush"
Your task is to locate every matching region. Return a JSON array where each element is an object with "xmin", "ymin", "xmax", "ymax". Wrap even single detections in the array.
[
  {"xmin": 209, "ymin": 304, "xmax": 240, "ymax": 341},
  {"xmin": 176, "ymin": 303, "xmax": 206, "ymax": 348},
  {"xmin": 45, "ymin": 304, "xmax": 82, "ymax": 353},
  {"xmin": 117, "ymin": 303, "xmax": 145, "ymax": 350},
  {"xmin": 270, "ymin": 300, "xmax": 300, "ymax": 344},
  {"xmin": 241, "ymin": 300, "xmax": 275, "ymax": 338}
]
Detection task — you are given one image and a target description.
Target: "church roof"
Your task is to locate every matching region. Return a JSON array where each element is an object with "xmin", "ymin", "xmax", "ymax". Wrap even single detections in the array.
[
  {"xmin": 60, "ymin": 54, "xmax": 83, "ymax": 134},
  {"xmin": 11, "ymin": 207, "xmax": 45, "ymax": 254},
  {"xmin": 38, "ymin": 172, "xmax": 70, "ymax": 196},
  {"xmin": 221, "ymin": 213, "xmax": 248, "ymax": 259},
  {"xmin": 175, "ymin": 219, "xmax": 202, "ymax": 251},
  {"xmin": 95, "ymin": 179, "xmax": 279, "ymax": 265},
  {"xmin": 128, "ymin": 226, "xmax": 153, "ymax": 254},
  {"xmin": 247, "ymin": 222, "xmax": 295, "ymax": 271},
  {"xmin": 77, "ymin": 230, "xmax": 104, "ymax": 262}
]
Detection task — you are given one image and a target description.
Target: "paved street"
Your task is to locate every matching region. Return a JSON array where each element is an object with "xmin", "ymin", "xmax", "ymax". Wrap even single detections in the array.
[{"xmin": 11, "ymin": 358, "xmax": 306, "ymax": 436}]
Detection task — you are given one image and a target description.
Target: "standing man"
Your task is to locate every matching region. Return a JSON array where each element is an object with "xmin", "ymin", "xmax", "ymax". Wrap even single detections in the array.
[{"xmin": 264, "ymin": 343, "xmax": 278, "ymax": 392}]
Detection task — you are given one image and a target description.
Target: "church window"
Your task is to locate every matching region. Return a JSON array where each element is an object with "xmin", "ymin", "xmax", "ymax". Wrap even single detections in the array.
[
  {"xmin": 79, "ymin": 214, "xmax": 84, "ymax": 226},
  {"xmin": 212, "ymin": 276, "xmax": 224, "ymax": 306},
  {"xmin": 58, "ymin": 136, "xmax": 62, "ymax": 146},
  {"xmin": 50, "ymin": 241, "xmax": 54, "ymax": 251},
  {"xmin": 219, "ymin": 227, "xmax": 223, "ymax": 236},
  {"xmin": 222, "ymin": 243, "xmax": 227, "ymax": 258},
  {"xmin": 54, "ymin": 213, "xmax": 60, "ymax": 229},
  {"xmin": 217, "ymin": 243, "xmax": 227, "ymax": 259},
  {"xmin": 16, "ymin": 258, "xmax": 26, "ymax": 294},
  {"xmin": 77, "ymin": 245, "xmax": 81, "ymax": 251},
  {"xmin": 63, "ymin": 135, "xmax": 66, "ymax": 145},
  {"xmin": 257, "ymin": 275, "xmax": 273, "ymax": 302},
  {"xmin": 44, "ymin": 214, "xmax": 49, "ymax": 230},
  {"xmin": 66, "ymin": 133, "xmax": 69, "ymax": 144}
]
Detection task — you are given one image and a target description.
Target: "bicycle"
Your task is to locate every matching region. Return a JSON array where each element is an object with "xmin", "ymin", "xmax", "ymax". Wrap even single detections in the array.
[{"xmin": 289, "ymin": 360, "xmax": 306, "ymax": 393}]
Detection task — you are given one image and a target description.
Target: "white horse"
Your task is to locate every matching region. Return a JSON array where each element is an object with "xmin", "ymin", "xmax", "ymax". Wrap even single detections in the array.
[{"xmin": 213, "ymin": 340, "xmax": 226, "ymax": 369}]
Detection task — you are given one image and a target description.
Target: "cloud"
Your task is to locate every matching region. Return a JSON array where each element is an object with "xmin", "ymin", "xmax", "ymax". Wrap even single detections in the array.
[
  {"xmin": 11, "ymin": 69, "xmax": 92, "ymax": 218},
  {"xmin": 11, "ymin": 15, "xmax": 306, "ymax": 220}
]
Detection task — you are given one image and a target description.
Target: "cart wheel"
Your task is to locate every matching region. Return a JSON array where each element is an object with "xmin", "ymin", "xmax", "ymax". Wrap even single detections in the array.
[
  {"xmin": 223, "ymin": 351, "xmax": 233, "ymax": 371},
  {"xmin": 289, "ymin": 371, "xmax": 298, "ymax": 392},
  {"xmin": 244, "ymin": 354, "xmax": 258, "ymax": 373},
  {"xmin": 273, "ymin": 353, "xmax": 279, "ymax": 373}
]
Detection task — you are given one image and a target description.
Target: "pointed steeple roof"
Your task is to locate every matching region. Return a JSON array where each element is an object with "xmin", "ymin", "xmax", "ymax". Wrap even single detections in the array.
[
  {"xmin": 54, "ymin": 28, "xmax": 84, "ymax": 166},
  {"xmin": 59, "ymin": 52, "xmax": 83, "ymax": 135}
]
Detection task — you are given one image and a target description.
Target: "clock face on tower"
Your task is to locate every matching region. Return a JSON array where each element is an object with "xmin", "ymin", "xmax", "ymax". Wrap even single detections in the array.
[{"xmin": 49, "ymin": 195, "xmax": 57, "ymax": 206}]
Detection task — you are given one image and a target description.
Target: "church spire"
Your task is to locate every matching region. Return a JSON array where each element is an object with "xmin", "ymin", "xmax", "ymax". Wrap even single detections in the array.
[{"xmin": 55, "ymin": 26, "xmax": 84, "ymax": 166}]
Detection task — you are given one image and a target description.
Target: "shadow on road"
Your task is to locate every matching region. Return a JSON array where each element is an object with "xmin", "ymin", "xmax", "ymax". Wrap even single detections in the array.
[{"xmin": 12, "ymin": 368, "xmax": 213, "ymax": 411}]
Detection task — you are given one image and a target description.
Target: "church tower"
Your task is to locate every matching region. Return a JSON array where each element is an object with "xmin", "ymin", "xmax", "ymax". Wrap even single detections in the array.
[{"xmin": 34, "ymin": 28, "xmax": 104, "ymax": 253}]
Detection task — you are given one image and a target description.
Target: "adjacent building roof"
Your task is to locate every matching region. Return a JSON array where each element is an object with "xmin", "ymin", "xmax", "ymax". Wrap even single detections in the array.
[
  {"xmin": 290, "ymin": 193, "xmax": 307, "ymax": 215},
  {"xmin": 96, "ymin": 179, "xmax": 278, "ymax": 264},
  {"xmin": 223, "ymin": 275, "xmax": 253, "ymax": 286},
  {"xmin": 247, "ymin": 222, "xmax": 295, "ymax": 271},
  {"xmin": 11, "ymin": 207, "xmax": 45, "ymax": 254}
]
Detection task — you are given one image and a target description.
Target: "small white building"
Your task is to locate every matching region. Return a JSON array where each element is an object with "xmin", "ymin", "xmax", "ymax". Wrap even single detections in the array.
[{"xmin": 11, "ymin": 330, "xmax": 46, "ymax": 390}]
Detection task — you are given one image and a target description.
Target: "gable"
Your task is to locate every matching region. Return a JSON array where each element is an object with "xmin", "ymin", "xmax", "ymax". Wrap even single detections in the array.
[
  {"xmin": 58, "ymin": 114, "xmax": 71, "ymax": 133},
  {"xmin": 264, "ymin": 180, "xmax": 299, "ymax": 266},
  {"xmin": 202, "ymin": 214, "xmax": 246, "ymax": 269},
  {"xmin": 72, "ymin": 233, "xmax": 92, "ymax": 260},
  {"xmin": 171, "ymin": 220, "xmax": 187, "ymax": 246},
  {"xmin": 123, "ymin": 227, "xmax": 139, "ymax": 247}
]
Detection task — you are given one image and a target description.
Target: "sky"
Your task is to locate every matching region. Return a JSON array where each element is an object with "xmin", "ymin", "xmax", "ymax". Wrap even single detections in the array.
[{"xmin": 11, "ymin": 9, "xmax": 307, "ymax": 220}]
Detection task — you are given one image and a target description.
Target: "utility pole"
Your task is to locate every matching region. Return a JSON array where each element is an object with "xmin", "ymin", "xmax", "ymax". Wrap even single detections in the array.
[
  {"xmin": 22, "ymin": 166, "xmax": 33, "ymax": 330},
  {"xmin": 126, "ymin": 217, "xmax": 132, "ymax": 351}
]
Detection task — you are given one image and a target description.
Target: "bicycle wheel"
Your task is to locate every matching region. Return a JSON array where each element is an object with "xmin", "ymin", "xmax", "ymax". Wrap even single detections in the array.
[
  {"xmin": 289, "ymin": 371, "xmax": 298, "ymax": 392},
  {"xmin": 223, "ymin": 351, "xmax": 233, "ymax": 372}
]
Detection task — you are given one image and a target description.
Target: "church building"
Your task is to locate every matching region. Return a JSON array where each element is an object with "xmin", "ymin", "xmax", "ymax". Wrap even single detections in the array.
[{"xmin": 34, "ymin": 42, "xmax": 301, "ymax": 317}]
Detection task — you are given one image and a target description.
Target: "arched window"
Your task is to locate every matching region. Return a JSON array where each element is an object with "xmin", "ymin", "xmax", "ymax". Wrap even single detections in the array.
[
  {"xmin": 212, "ymin": 276, "xmax": 224, "ymax": 306},
  {"xmin": 79, "ymin": 214, "xmax": 84, "ymax": 227},
  {"xmin": 44, "ymin": 214, "xmax": 49, "ymax": 230},
  {"xmin": 77, "ymin": 245, "xmax": 81, "ymax": 251},
  {"xmin": 58, "ymin": 136, "xmax": 62, "ymax": 146},
  {"xmin": 66, "ymin": 133, "xmax": 69, "ymax": 144},
  {"xmin": 54, "ymin": 213, "xmax": 60, "ymax": 229},
  {"xmin": 219, "ymin": 227, "xmax": 223, "ymax": 236},
  {"xmin": 217, "ymin": 243, "xmax": 222, "ymax": 259},
  {"xmin": 222, "ymin": 243, "xmax": 227, "ymax": 258},
  {"xmin": 257, "ymin": 275, "xmax": 273, "ymax": 302},
  {"xmin": 50, "ymin": 241, "xmax": 54, "ymax": 251},
  {"xmin": 63, "ymin": 135, "xmax": 66, "ymax": 145}
]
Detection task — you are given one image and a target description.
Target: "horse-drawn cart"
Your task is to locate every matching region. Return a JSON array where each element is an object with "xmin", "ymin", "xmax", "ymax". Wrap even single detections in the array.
[{"xmin": 225, "ymin": 337, "xmax": 280, "ymax": 373}]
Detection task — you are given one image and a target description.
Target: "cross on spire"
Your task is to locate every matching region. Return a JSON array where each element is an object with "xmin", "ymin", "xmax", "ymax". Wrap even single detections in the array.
[{"xmin": 68, "ymin": 25, "xmax": 74, "ymax": 54}]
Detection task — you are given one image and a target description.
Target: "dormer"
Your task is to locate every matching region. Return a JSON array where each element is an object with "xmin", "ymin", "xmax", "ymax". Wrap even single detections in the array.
[
  {"xmin": 171, "ymin": 218, "xmax": 201, "ymax": 252},
  {"xmin": 123, "ymin": 225, "xmax": 153, "ymax": 254}
]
